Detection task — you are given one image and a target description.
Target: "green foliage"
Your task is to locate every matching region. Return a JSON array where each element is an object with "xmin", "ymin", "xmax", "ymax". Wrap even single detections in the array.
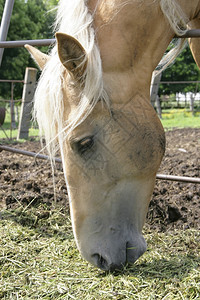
[
  {"xmin": 44, "ymin": 0, "xmax": 59, "ymax": 9},
  {"xmin": 0, "ymin": 0, "xmax": 56, "ymax": 99},
  {"xmin": 159, "ymin": 43, "xmax": 200, "ymax": 95}
]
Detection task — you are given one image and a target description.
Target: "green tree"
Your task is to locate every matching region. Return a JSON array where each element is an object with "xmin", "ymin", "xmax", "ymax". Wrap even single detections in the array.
[
  {"xmin": 159, "ymin": 43, "xmax": 200, "ymax": 96},
  {"xmin": 44, "ymin": 0, "xmax": 59, "ymax": 9},
  {"xmin": 0, "ymin": 0, "xmax": 56, "ymax": 98}
]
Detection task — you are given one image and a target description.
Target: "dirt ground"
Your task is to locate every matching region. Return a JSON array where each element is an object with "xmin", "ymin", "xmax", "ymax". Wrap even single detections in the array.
[{"xmin": 0, "ymin": 128, "xmax": 199, "ymax": 231}]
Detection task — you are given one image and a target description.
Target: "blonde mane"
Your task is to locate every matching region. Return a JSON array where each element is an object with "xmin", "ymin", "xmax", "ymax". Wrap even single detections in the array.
[
  {"xmin": 158, "ymin": 0, "xmax": 188, "ymax": 71},
  {"xmin": 34, "ymin": 0, "xmax": 189, "ymax": 158},
  {"xmin": 34, "ymin": 0, "xmax": 109, "ymax": 159}
]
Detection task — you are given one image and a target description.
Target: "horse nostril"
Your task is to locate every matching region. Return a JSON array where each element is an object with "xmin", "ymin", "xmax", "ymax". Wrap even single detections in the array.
[
  {"xmin": 92, "ymin": 254, "xmax": 124, "ymax": 271},
  {"xmin": 92, "ymin": 254, "xmax": 109, "ymax": 271}
]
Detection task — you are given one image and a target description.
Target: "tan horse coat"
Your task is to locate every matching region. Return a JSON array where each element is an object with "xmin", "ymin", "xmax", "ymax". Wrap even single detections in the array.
[{"xmin": 26, "ymin": 0, "xmax": 200, "ymax": 271}]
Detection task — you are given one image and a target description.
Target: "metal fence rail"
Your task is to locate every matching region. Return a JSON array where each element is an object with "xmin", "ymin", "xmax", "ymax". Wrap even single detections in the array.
[
  {"xmin": 0, "ymin": 145, "xmax": 62, "ymax": 163},
  {"xmin": 0, "ymin": 29, "xmax": 200, "ymax": 49},
  {"xmin": 0, "ymin": 145, "xmax": 200, "ymax": 184},
  {"xmin": 156, "ymin": 174, "xmax": 200, "ymax": 184},
  {"xmin": 0, "ymin": 39, "xmax": 55, "ymax": 48},
  {"xmin": 180, "ymin": 29, "xmax": 200, "ymax": 38}
]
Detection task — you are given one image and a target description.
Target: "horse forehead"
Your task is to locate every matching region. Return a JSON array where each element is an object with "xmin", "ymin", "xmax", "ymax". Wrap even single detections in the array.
[
  {"xmin": 62, "ymin": 76, "xmax": 82, "ymax": 107},
  {"xmin": 88, "ymin": 0, "xmax": 158, "ymax": 27}
]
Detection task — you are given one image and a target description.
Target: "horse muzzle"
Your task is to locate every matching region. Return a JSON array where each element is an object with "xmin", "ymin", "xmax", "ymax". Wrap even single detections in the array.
[{"xmin": 86, "ymin": 232, "xmax": 147, "ymax": 271}]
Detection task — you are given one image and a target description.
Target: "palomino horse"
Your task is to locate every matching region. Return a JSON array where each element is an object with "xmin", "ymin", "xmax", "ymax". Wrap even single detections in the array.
[{"xmin": 26, "ymin": 0, "xmax": 200, "ymax": 271}]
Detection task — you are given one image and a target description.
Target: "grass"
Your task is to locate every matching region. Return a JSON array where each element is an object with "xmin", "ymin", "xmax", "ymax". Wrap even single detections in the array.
[
  {"xmin": 0, "ymin": 106, "xmax": 39, "ymax": 140},
  {"xmin": 0, "ymin": 206, "xmax": 199, "ymax": 299},
  {"xmin": 161, "ymin": 110, "xmax": 200, "ymax": 129}
]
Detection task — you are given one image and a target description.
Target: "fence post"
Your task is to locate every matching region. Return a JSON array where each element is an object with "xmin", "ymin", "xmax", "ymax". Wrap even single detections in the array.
[
  {"xmin": 17, "ymin": 67, "xmax": 37, "ymax": 140},
  {"xmin": 10, "ymin": 82, "xmax": 16, "ymax": 130},
  {"xmin": 155, "ymin": 96, "xmax": 162, "ymax": 119},
  {"xmin": 190, "ymin": 94, "xmax": 195, "ymax": 116},
  {"xmin": 150, "ymin": 71, "xmax": 162, "ymax": 108}
]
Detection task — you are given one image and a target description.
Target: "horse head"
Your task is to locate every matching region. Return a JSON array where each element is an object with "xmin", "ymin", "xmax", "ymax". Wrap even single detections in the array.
[{"xmin": 26, "ymin": 32, "xmax": 165, "ymax": 271}]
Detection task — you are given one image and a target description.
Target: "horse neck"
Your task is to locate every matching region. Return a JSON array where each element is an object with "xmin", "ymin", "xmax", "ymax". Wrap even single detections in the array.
[
  {"xmin": 177, "ymin": 0, "xmax": 200, "ymax": 19},
  {"xmin": 88, "ymin": 0, "xmax": 200, "ymax": 104}
]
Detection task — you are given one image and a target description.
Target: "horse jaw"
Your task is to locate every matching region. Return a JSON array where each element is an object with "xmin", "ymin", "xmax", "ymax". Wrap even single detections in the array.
[{"xmin": 24, "ymin": 44, "xmax": 50, "ymax": 70}]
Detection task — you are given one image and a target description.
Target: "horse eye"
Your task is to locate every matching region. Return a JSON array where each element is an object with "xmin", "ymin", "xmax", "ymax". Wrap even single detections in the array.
[{"xmin": 76, "ymin": 136, "xmax": 94, "ymax": 155}]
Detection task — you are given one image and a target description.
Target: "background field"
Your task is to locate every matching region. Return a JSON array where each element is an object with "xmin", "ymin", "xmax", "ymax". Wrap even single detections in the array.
[{"xmin": 161, "ymin": 110, "xmax": 200, "ymax": 129}]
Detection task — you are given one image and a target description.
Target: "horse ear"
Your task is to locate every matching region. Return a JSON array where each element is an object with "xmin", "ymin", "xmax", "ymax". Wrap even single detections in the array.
[
  {"xmin": 25, "ymin": 44, "xmax": 50, "ymax": 70},
  {"xmin": 56, "ymin": 32, "xmax": 87, "ymax": 79}
]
